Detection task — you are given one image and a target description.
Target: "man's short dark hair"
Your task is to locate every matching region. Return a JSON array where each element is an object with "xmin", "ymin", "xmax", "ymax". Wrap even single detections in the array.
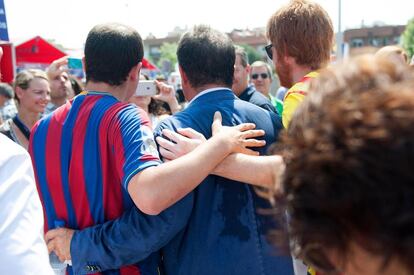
[
  {"xmin": 274, "ymin": 56, "xmax": 414, "ymax": 271},
  {"xmin": 177, "ymin": 25, "xmax": 235, "ymax": 89},
  {"xmin": 84, "ymin": 23, "xmax": 143, "ymax": 86}
]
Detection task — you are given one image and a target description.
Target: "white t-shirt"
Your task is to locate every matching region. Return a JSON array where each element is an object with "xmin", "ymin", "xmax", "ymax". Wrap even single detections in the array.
[{"xmin": 0, "ymin": 134, "xmax": 53, "ymax": 275}]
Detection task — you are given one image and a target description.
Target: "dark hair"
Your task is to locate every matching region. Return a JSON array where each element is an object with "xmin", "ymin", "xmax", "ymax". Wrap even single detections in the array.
[
  {"xmin": 148, "ymin": 98, "xmax": 170, "ymax": 116},
  {"xmin": 177, "ymin": 25, "xmax": 235, "ymax": 89},
  {"xmin": 274, "ymin": 56, "xmax": 414, "ymax": 271},
  {"xmin": 84, "ymin": 23, "xmax": 143, "ymax": 86},
  {"xmin": 0, "ymin": 82, "xmax": 13, "ymax": 99},
  {"xmin": 70, "ymin": 77, "xmax": 83, "ymax": 96},
  {"xmin": 266, "ymin": 0, "xmax": 333, "ymax": 70}
]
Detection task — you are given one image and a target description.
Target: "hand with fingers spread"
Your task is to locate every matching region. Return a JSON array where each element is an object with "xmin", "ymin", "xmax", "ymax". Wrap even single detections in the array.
[
  {"xmin": 156, "ymin": 128, "xmax": 206, "ymax": 161},
  {"xmin": 47, "ymin": 56, "xmax": 69, "ymax": 81},
  {"xmin": 210, "ymin": 111, "xmax": 266, "ymax": 156},
  {"xmin": 45, "ymin": 227, "xmax": 75, "ymax": 262}
]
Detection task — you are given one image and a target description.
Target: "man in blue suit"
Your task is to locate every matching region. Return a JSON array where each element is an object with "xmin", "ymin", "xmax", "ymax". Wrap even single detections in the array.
[
  {"xmin": 46, "ymin": 25, "xmax": 293, "ymax": 275},
  {"xmin": 153, "ymin": 25, "xmax": 292, "ymax": 274}
]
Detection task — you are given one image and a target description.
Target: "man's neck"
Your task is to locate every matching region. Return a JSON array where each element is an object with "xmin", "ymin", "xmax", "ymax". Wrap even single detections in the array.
[
  {"xmin": 185, "ymin": 83, "xmax": 229, "ymax": 101},
  {"xmin": 85, "ymin": 82, "xmax": 129, "ymax": 102},
  {"xmin": 50, "ymin": 97, "xmax": 67, "ymax": 108},
  {"xmin": 234, "ymin": 84, "xmax": 248, "ymax": 97},
  {"xmin": 291, "ymin": 65, "xmax": 314, "ymax": 85}
]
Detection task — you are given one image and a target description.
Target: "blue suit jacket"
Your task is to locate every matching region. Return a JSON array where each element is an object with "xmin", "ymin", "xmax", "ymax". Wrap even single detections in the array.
[{"xmin": 70, "ymin": 89, "xmax": 294, "ymax": 275}]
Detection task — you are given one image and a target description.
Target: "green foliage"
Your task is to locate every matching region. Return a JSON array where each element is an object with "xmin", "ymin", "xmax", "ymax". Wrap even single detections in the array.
[
  {"xmin": 240, "ymin": 44, "xmax": 263, "ymax": 64},
  {"xmin": 403, "ymin": 17, "xmax": 414, "ymax": 58},
  {"xmin": 159, "ymin": 42, "xmax": 178, "ymax": 72}
]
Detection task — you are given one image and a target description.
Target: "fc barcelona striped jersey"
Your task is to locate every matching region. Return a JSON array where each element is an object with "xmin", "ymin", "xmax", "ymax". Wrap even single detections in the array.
[{"xmin": 29, "ymin": 91, "xmax": 161, "ymax": 275}]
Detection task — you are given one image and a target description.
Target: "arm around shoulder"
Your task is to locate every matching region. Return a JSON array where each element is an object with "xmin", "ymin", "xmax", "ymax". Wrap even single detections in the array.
[{"xmin": 213, "ymin": 154, "xmax": 284, "ymax": 189}]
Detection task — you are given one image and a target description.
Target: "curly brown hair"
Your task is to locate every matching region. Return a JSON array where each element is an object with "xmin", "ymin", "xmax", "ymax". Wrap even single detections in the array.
[{"xmin": 274, "ymin": 55, "xmax": 414, "ymax": 271}]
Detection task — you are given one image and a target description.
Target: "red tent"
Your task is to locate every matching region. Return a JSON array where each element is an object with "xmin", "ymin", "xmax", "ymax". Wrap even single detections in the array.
[
  {"xmin": 15, "ymin": 36, "xmax": 66, "ymax": 67},
  {"xmin": 142, "ymin": 57, "xmax": 159, "ymax": 71},
  {"xmin": 15, "ymin": 36, "xmax": 158, "ymax": 72}
]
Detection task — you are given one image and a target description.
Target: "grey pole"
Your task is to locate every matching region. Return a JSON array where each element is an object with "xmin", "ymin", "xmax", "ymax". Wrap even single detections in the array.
[{"xmin": 336, "ymin": 0, "xmax": 343, "ymax": 59}]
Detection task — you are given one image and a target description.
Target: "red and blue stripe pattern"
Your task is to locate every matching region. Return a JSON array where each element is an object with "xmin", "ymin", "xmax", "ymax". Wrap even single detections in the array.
[{"xmin": 29, "ymin": 92, "xmax": 161, "ymax": 275}]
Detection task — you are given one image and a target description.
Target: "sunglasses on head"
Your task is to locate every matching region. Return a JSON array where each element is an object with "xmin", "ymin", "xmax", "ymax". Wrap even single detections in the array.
[
  {"xmin": 251, "ymin": 73, "xmax": 269, "ymax": 80},
  {"xmin": 265, "ymin": 44, "xmax": 273, "ymax": 60}
]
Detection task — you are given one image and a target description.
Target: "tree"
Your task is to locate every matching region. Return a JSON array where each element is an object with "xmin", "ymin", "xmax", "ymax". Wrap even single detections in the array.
[
  {"xmin": 403, "ymin": 17, "xmax": 414, "ymax": 58},
  {"xmin": 159, "ymin": 42, "xmax": 178, "ymax": 73},
  {"xmin": 240, "ymin": 44, "xmax": 263, "ymax": 64}
]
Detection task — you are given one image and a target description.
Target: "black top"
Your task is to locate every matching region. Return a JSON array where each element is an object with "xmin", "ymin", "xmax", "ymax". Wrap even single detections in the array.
[{"xmin": 238, "ymin": 85, "xmax": 278, "ymax": 115}]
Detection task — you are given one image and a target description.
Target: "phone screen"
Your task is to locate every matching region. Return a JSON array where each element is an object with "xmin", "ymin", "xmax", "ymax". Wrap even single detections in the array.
[{"xmin": 68, "ymin": 58, "xmax": 83, "ymax": 70}]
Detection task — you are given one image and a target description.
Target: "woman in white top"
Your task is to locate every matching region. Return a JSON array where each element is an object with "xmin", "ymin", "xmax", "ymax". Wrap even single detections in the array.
[{"xmin": 0, "ymin": 133, "xmax": 54, "ymax": 275}]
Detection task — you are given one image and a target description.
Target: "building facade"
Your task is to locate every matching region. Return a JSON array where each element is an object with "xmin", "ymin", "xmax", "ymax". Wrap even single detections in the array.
[
  {"xmin": 344, "ymin": 25, "xmax": 406, "ymax": 55},
  {"xmin": 143, "ymin": 27, "xmax": 268, "ymax": 64}
]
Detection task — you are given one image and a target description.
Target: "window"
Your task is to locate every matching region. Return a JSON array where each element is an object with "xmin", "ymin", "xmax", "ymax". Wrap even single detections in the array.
[{"xmin": 351, "ymin": 38, "xmax": 364, "ymax": 48}]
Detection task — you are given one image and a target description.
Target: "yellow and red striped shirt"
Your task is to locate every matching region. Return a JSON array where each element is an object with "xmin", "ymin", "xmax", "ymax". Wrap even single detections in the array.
[{"xmin": 282, "ymin": 71, "xmax": 319, "ymax": 128}]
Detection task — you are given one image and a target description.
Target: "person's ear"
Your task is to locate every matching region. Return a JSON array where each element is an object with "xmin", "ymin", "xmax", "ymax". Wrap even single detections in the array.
[
  {"xmin": 81, "ymin": 57, "xmax": 87, "ymax": 72},
  {"xmin": 178, "ymin": 65, "xmax": 188, "ymax": 85},
  {"xmin": 284, "ymin": 55, "xmax": 295, "ymax": 66},
  {"xmin": 15, "ymin": 86, "xmax": 24, "ymax": 101},
  {"xmin": 129, "ymin": 62, "xmax": 142, "ymax": 81},
  {"xmin": 245, "ymin": 64, "xmax": 251, "ymax": 75}
]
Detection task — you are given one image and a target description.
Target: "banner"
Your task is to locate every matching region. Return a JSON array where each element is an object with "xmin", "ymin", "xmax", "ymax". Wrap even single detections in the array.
[{"xmin": 0, "ymin": 0, "xmax": 8, "ymax": 41}]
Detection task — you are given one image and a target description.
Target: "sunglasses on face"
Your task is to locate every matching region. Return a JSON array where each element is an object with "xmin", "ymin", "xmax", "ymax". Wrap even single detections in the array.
[
  {"xmin": 265, "ymin": 44, "xmax": 273, "ymax": 60},
  {"xmin": 251, "ymin": 73, "xmax": 269, "ymax": 80}
]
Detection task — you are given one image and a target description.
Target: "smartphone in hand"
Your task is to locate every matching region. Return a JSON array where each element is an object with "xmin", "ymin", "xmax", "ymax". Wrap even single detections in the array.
[
  {"xmin": 135, "ymin": 80, "xmax": 157, "ymax": 96},
  {"xmin": 67, "ymin": 57, "xmax": 83, "ymax": 70}
]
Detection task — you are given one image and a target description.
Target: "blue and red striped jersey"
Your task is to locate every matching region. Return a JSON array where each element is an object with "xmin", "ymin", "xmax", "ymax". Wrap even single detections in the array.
[{"xmin": 29, "ymin": 91, "xmax": 161, "ymax": 275}]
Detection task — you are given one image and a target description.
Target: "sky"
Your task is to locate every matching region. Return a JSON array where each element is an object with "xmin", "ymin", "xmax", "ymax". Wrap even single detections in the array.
[{"xmin": 4, "ymin": 0, "xmax": 414, "ymax": 51}]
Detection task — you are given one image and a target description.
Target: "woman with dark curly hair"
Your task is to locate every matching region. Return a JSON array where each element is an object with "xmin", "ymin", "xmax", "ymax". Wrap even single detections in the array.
[{"xmin": 276, "ymin": 55, "xmax": 414, "ymax": 275}]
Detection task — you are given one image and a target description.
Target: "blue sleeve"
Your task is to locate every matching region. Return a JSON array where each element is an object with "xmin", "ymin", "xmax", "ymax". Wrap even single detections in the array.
[
  {"xmin": 70, "ymin": 194, "xmax": 193, "ymax": 274},
  {"xmin": 113, "ymin": 105, "xmax": 161, "ymax": 190}
]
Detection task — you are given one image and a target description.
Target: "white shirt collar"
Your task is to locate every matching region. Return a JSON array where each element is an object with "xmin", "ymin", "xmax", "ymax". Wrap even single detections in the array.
[{"xmin": 188, "ymin": 87, "xmax": 232, "ymax": 106}]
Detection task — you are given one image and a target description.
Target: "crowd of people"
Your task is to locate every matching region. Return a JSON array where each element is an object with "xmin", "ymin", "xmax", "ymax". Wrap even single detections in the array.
[{"xmin": 1, "ymin": 0, "xmax": 414, "ymax": 275}]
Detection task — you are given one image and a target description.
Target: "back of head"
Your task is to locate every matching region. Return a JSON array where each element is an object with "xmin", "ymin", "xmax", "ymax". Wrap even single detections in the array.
[
  {"xmin": 267, "ymin": 0, "xmax": 333, "ymax": 70},
  {"xmin": 375, "ymin": 45, "xmax": 408, "ymax": 64},
  {"xmin": 280, "ymin": 55, "xmax": 414, "ymax": 271},
  {"xmin": 0, "ymin": 83, "xmax": 14, "ymax": 99},
  {"xmin": 177, "ymin": 25, "xmax": 235, "ymax": 89},
  {"xmin": 235, "ymin": 45, "xmax": 249, "ymax": 68},
  {"xmin": 84, "ymin": 23, "xmax": 143, "ymax": 86}
]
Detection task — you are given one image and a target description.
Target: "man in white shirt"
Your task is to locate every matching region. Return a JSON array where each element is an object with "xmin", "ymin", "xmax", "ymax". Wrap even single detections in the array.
[{"xmin": 0, "ymin": 133, "xmax": 53, "ymax": 275}]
